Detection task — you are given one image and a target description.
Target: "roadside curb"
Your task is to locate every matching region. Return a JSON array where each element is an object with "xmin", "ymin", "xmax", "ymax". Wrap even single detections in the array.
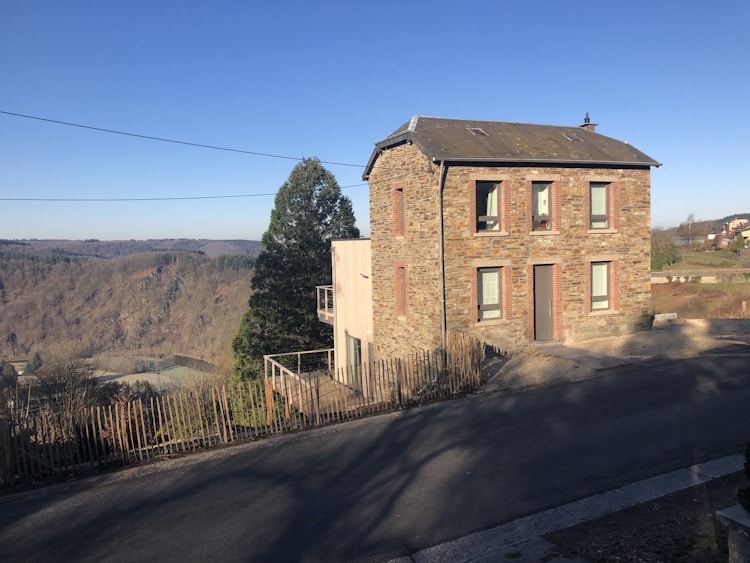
[{"xmin": 397, "ymin": 454, "xmax": 743, "ymax": 563}]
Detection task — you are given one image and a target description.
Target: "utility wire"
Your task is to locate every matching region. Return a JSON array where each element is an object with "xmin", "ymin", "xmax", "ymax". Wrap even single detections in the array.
[
  {"xmin": 0, "ymin": 183, "xmax": 369, "ymax": 202},
  {"xmin": 1, "ymin": 194, "xmax": 277, "ymax": 202},
  {"xmin": 0, "ymin": 110, "xmax": 365, "ymax": 168}
]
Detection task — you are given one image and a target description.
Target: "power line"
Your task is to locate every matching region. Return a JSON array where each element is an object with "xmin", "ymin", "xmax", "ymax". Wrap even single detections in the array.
[
  {"xmin": 0, "ymin": 109, "xmax": 377, "ymax": 203},
  {"xmin": 1, "ymin": 194, "xmax": 275, "ymax": 202},
  {"xmin": 0, "ymin": 183, "xmax": 369, "ymax": 202},
  {"xmin": 0, "ymin": 110, "xmax": 365, "ymax": 168}
]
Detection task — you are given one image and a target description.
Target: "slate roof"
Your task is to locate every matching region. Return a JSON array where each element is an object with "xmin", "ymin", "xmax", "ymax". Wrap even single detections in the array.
[{"xmin": 363, "ymin": 116, "xmax": 660, "ymax": 179}]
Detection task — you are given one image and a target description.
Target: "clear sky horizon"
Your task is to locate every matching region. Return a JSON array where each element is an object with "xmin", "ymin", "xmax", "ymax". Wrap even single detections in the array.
[{"xmin": 1, "ymin": 1, "xmax": 748, "ymax": 241}]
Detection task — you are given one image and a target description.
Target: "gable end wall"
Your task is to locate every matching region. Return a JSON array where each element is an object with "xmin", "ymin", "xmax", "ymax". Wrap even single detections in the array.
[{"xmin": 369, "ymin": 143, "xmax": 443, "ymax": 360}]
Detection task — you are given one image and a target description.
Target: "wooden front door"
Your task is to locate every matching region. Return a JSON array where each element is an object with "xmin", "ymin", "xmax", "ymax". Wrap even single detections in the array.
[{"xmin": 534, "ymin": 265, "xmax": 554, "ymax": 341}]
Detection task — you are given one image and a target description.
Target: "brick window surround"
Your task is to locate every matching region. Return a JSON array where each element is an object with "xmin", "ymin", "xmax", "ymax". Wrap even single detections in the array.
[
  {"xmin": 587, "ymin": 179, "xmax": 619, "ymax": 232},
  {"xmin": 471, "ymin": 177, "xmax": 510, "ymax": 235},
  {"xmin": 392, "ymin": 183, "xmax": 406, "ymax": 237},
  {"xmin": 472, "ymin": 260, "xmax": 512, "ymax": 324},
  {"xmin": 477, "ymin": 267, "xmax": 502, "ymax": 320},
  {"xmin": 587, "ymin": 258, "xmax": 620, "ymax": 314},
  {"xmin": 394, "ymin": 262, "xmax": 408, "ymax": 318},
  {"xmin": 528, "ymin": 179, "xmax": 561, "ymax": 233}
]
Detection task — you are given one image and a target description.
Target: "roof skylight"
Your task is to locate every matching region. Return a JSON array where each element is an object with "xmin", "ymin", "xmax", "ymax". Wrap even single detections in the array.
[{"xmin": 562, "ymin": 132, "xmax": 583, "ymax": 142}]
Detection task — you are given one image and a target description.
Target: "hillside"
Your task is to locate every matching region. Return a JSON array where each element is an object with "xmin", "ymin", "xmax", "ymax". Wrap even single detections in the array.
[
  {"xmin": 0, "ymin": 247, "xmax": 256, "ymax": 370},
  {"xmin": 0, "ymin": 238, "xmax": 261, "ymax": 259},
  {"xmin": 655, "ymin": 212, "xmax": 750, "ymax": 237}
]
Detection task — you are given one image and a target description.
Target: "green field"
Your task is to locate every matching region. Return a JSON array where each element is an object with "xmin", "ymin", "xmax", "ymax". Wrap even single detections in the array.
[
  {"xmin": 99, "ymin": 365, "xmax": 215, "ymax": 389},
  {"xmin": 662, "ymin": 251, "xmax": 740, "ymax": 270}
]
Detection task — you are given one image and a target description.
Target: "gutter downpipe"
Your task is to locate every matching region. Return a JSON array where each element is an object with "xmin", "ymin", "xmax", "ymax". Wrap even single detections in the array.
[{"xmin": 437, "ymin": 160, "xmax": 448, "ymax": 351}]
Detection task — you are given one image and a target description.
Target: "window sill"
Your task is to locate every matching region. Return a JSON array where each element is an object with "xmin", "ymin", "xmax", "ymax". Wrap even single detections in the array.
[
  {"xmin": 587, "ymin": 229, "xmax": 618, "ymax": 234},
  {"xmin": 588, "ymin": 309, "xmax": 618, "ymax": 317},
  {"xmin": 475, "ymin": 230, "xmax": 509, "ymax": 237},
  {"xmin": 529, "ymin": 230, "xmax": 561, "ymax": 236},
  {"xmin": 475, "ymin": 318, "xmax": 511, "ymax": 326}
]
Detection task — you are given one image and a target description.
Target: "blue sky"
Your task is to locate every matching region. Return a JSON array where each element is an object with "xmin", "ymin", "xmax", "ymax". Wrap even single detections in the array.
[{"xmin": 1, "ymin": 1, "xmax": 748, "ymax": 240}]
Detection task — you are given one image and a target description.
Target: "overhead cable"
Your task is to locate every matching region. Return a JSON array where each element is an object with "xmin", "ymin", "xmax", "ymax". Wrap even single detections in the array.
[
  {"xmin": 0, "ymin": 110, "xmax": 364, "ymax": 168},
  {"xmin": 0, "ymin": 183, "xmax": 369, "ymax": 202}
]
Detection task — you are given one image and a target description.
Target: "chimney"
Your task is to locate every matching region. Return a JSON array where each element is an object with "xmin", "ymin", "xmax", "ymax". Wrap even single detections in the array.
[{"xmin": 579, "ymin": 112, "xmax": 597, "ymax": 132}]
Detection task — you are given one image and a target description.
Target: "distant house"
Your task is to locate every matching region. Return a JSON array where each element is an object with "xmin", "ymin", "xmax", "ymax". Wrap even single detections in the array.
[
  {"xmin": 727, "ymin": 218, "xmax": 749, "ymax": 232},
  {"xmin": 313, "ymin": 115, "xmax": 660, "ymax": 380}
]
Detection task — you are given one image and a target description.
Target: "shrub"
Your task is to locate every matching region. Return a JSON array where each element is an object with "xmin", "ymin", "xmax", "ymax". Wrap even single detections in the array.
[{"xmin": 33, "ymin": 350, "xmax": 97, "ymax": 438}]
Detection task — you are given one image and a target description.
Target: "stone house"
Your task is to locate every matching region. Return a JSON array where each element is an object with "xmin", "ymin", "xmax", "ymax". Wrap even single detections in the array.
[
  {"xmin": 727, "ymin": 218, "xmax": 749, "ymax": 233},
  {"xmin": 354, "ymin": 115, "xmax": 661, "ymax": 360}
]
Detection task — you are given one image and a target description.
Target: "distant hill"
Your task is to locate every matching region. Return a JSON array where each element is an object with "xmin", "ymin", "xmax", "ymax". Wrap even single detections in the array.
[
  {"xmin": 655, "ymin": 213, "xmax": 750, "ymax": 237},
  {"xmin": 0, "ymin": 238, "xmax": 262, "ymax": 259},
  {"xmin": 716, "ymin": 213, "xmax": 750, "ymax": 226},
  {"xmin": 0, "ymin": 246, "xmax": 259, "ymax": 370}
]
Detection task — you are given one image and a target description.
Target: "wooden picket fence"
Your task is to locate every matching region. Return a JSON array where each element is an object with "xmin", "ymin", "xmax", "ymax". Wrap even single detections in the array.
[
  {"xmin": 0, "ymin": 333, "xmax": 484, "ymax": 489},
  {"xmin": 267, "ymin": 331, "xmax": 485, "ymax": 422}
]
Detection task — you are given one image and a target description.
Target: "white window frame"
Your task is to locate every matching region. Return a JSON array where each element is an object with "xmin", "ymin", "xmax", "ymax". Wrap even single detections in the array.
[
  {"xmin": 590, "ymin": 182, "xmax": 610, "ymax": 229},
  {"xmin": 591, "ymin": 262, "xmax": 610, "ymax": 311},
  {"xmin": 532, "ymin": 181, "xmax": 552, "ymax": 231},
  {"xmin": 476, "ymin": 181, "xmax": 500, "ymax": 232},
  {"xmin": 477, "ymin": 267, "xmax": 502, "ymax": 321},
  {"xmin": 347, "ymin": 335, "xmax": 362, "ymax": 370}
]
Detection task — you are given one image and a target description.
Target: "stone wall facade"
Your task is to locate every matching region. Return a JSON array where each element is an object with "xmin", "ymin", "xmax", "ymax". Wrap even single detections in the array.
[
  {"xmin": 368, "ymin": 143, "xmax": 444, "ymax": 360},
  {"xmin": 368, "ymin": 142, "xmax": 653, "ymax": 358}
]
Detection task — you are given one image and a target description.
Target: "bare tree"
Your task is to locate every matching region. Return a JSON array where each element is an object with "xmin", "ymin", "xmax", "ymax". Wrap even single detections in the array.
[
  {"xmin": 678, "ymin": 213, "xmax": 696, "ymax": 246},
  {"xmin": 34, "ymin": 350, "xmax": 96, "ymax": 438}
]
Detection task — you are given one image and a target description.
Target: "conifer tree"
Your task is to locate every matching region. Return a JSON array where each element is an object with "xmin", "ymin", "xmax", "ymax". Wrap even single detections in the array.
[{"xmin": 232, "ymin": 158, "xmax": 359, "ymax": 381}]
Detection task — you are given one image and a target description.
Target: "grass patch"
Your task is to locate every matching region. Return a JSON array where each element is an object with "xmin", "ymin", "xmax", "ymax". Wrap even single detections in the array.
[
  {"xmin": 91, "ymin": 354, "xmax": 220, "ymax": 393},
  {"xmin": 652, "ymin": 283, "xmax": 750, "ymax": 318},
  {"xmin": 662, "ymin": 252, "xmax": 739, "ymax": 269},
  {"xmin": 705, "ymin": 283, "xmax": 750, "ymax": 292},
  {"xmin": 100, "ymin": 365, "xmax": 216, "ymax": 392}
]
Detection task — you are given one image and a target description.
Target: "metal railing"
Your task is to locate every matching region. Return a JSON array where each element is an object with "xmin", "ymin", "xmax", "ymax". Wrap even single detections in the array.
[
  {"xmin": 316, "ymin": 285, "xmax": 334, "ymax": 324},
  {"xmin": 264, "ymin": 349, "xmax": 335, "ymax": 420},
  {"xmin": 264, "ymin": 349, "xmax": 334, "ymax": 388}
]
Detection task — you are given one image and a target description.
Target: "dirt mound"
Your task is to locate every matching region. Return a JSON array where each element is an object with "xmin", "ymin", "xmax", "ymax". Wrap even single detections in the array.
[{"xmin": 484, "ymin": 319, "xmax": 750, "ymax": 393}]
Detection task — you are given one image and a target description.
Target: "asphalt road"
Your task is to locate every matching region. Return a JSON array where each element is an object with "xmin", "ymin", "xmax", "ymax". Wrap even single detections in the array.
[{"xmin": 1, "ymin": 347, "xmax": 749, "ymax": 562}]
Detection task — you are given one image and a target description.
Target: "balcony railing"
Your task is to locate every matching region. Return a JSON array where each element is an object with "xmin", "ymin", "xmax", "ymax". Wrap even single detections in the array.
[
  {"xmin": 265, "ymin": 349, "xmax": 334, "ymax": 380},
  {"xmin": 264, "ymin": 348, "xmax": 337, "ymax": 420},
  {"xmin": 316, "ymin": 285, "xmax": 334, "ymax": 324}
]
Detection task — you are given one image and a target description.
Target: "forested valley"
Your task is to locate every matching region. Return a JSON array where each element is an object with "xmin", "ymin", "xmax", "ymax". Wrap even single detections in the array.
[{"xmin": 0, "ymin": 239, "xmax": 259, "ymax": 373}]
